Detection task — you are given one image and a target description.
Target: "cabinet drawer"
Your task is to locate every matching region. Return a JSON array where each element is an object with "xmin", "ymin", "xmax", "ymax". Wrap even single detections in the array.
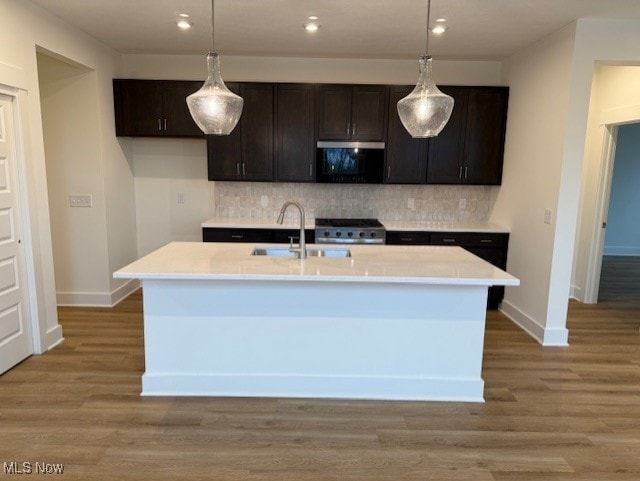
[
  {"xmin": 385, "ymin": 231, "xmax": 429, "ymax": 245},
  {"xmin": 429, "ymin": 232, "xmax": 507, "ymax": 248},
  {"xmin": 202, "ymin": 228, "xmax": 273, "ymax": 243}
]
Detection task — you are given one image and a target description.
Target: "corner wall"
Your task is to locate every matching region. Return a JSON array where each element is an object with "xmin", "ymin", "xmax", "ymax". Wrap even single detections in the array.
[
  {"xmin": 0, "ymin": 0, "xmax": 137, "ymax": 330},
  {"xmin": 490, "ymin": 24, "xmax": 577, "ymax": 345}
]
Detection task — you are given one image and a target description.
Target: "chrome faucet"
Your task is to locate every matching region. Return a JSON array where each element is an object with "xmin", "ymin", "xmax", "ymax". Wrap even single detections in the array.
[{"xmin": 277, "ymin": 200, "xmax": 307, "ymax": 259}]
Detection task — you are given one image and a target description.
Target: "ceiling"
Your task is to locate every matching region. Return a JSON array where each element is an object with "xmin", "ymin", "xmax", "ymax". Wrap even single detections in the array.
[{"xmin": 30, "ymin": 0, "xmax": 640, "ymax": 60}]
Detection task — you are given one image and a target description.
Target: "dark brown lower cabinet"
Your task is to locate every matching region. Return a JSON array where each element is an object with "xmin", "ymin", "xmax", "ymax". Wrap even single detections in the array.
[
  {"xmin": 428, "ymin": 232, "xmax": 509, "ymax": 309},
  {"xmin": 203, "ymin": 228, "xmax": 315, "ymax": 244}
]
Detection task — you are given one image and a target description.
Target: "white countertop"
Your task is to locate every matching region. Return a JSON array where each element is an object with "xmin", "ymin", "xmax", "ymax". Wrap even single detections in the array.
[
  {"xmin": 114, "ymin": 242, "xmax": 519, "ymax": 286},
  {"xmin": 200, "ymin": 217, "xmax": 509, "ymax": 233}
]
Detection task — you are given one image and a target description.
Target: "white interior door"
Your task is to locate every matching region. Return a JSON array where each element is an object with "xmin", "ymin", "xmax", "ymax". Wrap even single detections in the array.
[{"xmin": 0, "ymin": 93, "xmax": 33, "ymax": 374}]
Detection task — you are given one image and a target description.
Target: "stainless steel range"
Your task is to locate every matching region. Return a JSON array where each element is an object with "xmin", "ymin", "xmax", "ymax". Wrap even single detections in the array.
[{"xmin": 314, "ymin": 218, "xmax": 386, "ymax": 244}]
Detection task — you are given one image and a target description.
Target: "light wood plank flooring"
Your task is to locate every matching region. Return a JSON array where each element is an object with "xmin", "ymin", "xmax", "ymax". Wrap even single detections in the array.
[{"xmin": 1, "ymin": 291, "xmax": 639, "ymax": 480}]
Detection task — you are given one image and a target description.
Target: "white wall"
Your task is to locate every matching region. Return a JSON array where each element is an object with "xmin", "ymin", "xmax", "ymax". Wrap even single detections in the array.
[
  {"xmin": 573, "ymin": 65, "xmax": 640, "ymax": 300},
  {"xmin": 604, "ymin": 123, "xmax": 640, "ymax": 256},
  {"xmin": 491, "ymin": 24, "xmax": 576, "ymax": 345},
  {"xmin": 0, "ymin": 0, "xmax": 137, "ymax": 334},
  {"xmin": 123, "ymin": 54, "xmax": 505, "ymax": 255},
  {"xmin": 37, "ymin": 53, "xmax": 113, "ymax": 302}
]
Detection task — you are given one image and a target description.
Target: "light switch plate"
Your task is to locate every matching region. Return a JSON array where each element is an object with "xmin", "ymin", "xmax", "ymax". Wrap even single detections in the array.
[
  {"xmin": 69, "ymin": 194, "xmax": 92, "ymax": 208},
  {"xmin": 544, "ymin": 208, "xmax": 553, "ymax": 224}
]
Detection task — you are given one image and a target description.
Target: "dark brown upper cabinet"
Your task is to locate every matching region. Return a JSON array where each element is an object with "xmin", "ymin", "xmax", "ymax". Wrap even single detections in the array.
[
  {"xmin": 207, "ymin": 83, "xmax": 274, "ymax": 182},
  {"xmin": 427, "ymin": 86, "xmax": 508, "ymax": 185},
  {"xmin": 384, "ymin": 86, "xmax": 428, "ymax": 184},
  {"xmin": 317, "ymin": 85, "xmax": 388, "ymax": 141},
  {"xmin": 275, "ymin": 84, "xmax": 315, "ymax": 182},
  {"xmin": 113, "ymin": 79, "xmax": 203, "ymax": 137}
]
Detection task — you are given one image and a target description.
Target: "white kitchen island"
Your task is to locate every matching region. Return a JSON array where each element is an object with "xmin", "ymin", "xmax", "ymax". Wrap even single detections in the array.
[{"xmin": 114, "ymin": 242, "xmax": 519, "ymax": 402}]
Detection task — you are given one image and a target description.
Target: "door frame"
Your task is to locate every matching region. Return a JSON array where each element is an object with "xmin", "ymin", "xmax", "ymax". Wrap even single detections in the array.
[{"xmin": 584, "ymin": 104, "xmax": 640, "ymax": 303}]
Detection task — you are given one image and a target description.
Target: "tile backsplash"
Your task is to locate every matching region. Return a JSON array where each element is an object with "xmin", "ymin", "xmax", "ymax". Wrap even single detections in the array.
[{"xmin": 213, "ymin": 182, "xmax": 496, "ymax": 223}]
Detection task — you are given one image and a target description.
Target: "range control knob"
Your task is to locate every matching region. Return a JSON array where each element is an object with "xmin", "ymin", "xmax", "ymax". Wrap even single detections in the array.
[
  {"xmin": 359, "ymin": 232, "xmax": 365, "ymax": 237},
  {"xmin": 371, "ymin": 232, "xmax": 377, "ymax": 238},
  {"xmin": 336, "ymin": 231, "xmax": 342, "ymax": 237},
  {"xmin": 348, "ymin": 231, "xmax": 353, "ymax": 237},
  {"xmin": 324, "ymin": 231, "xmax": 330, "ymax": 237}
]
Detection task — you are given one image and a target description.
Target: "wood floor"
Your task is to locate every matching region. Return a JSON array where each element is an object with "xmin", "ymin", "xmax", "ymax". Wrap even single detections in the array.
[
  {"xmin": 1, "ymin": 291, "xmax": 639, "ymax": 480},
  {"xmin": 599, "ymin": 255, "xmax": 640, "ymax": 302}
]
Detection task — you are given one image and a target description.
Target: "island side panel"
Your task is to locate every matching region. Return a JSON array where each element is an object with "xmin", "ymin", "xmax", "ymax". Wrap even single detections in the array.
[{"xmin": 140, "ymin": 279, "xmax": 489, "ymax": 401}]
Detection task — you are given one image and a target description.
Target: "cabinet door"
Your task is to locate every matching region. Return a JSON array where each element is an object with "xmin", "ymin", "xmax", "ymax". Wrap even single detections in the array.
[
  {"xmin": 317, "ymin": 85, "xmax": 352, "ymax": 140},
  {"xmin": 241, "ymin": 83, "xmax": 274, "ymax": 181},
  {"xmin": 426, "ymin": 86, "xmax": 468, "ymax": 184},
  {"xmin": 162, "ymin": 81, "xmax": 204, "ymax": 137},
  {"xmin": 207, "ymin": 83, "xmax": 242, "ymax": 181},
  {"xmin": 385, "ymin": 86, "xmax": 427, "ymax": 184},
  {"xmin": 351, "ymin": 85, "xmax": 387, "ymax": 141},
  {"xmin": 113, "ymin": 79, "xmax": 163, "ymax": 137},
  {"xmin": 463, "ymin": 87, "xmax": 508, "ymax": 185},
  {"xmin": 275, "ymin": 84, "xmax": 315, "ymax": 182}
]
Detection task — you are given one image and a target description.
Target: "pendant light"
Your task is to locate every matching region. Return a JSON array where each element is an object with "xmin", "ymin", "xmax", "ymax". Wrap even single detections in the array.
[
  {"xmin": 187, "ymin": 0, "xmax": 243, "ymax": 135},
  {"xmin": 397, "ymin": 0, "xmax": 454, "ymax": 138}
]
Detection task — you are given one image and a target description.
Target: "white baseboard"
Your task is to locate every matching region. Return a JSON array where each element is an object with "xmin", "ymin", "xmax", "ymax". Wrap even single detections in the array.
[
  {"xmin": 500, "ymin": 300, "xmax": 569, "ymax": 347},
  {"xmin": 56, "ymin": 280, "xmax": 140, "ymax": 307},
  {"xmin": 570, "ymin": 284, "xmax": 583, "ymax": 301},
  {"xmin": 603, "ymin": 246, "xmax": 640, "ymax": 256}
]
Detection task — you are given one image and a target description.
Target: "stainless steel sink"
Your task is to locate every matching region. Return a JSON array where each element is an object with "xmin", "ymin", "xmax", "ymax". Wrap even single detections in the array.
[{"xmin": 251, "ymin": 247, "xmax": 351, "ymax": 258}]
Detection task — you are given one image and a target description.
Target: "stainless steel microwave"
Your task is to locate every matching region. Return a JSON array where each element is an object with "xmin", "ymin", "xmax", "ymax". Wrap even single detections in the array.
[{"xmin": 316, "ymin": 141, "xmax": 385, "ymax": 184}]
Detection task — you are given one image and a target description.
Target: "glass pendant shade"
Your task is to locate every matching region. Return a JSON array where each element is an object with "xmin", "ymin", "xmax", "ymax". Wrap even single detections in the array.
[
  {"xmin": 397, "ymin": 55, "xmax": 454, "ymax": 138},
  {"xmin": 187, "ymin": 52, "xmax": 243, "ymax": 135}
]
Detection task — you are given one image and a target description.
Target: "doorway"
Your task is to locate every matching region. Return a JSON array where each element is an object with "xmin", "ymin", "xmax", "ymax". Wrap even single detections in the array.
[{"xmin": 597, "ymin": 122, "xmax": 640, "ymax": 302}]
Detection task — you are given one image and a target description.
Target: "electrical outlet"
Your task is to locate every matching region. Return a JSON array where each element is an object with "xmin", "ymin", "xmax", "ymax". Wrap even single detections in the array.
[
  {"xmin": 459, "ymin": 198, "xmax": 467, "ymax": 209},
  {"xmin": 69, "ymin": 194, "xmax": 92, "ymax": 207},
  {"xmin": 544, "ymin": 208, "xmax": 553, "ymax": 225},
  {"xmin": 177, "ymin": 193, "xmax": 185, "ymax": 204},
  {"xmin": 261, "ymin": 195, "xmax": 269, "ymax": 208},
  {"xmin": 407, "ymin": 198, "xmax": 415, "ymax": 210}
]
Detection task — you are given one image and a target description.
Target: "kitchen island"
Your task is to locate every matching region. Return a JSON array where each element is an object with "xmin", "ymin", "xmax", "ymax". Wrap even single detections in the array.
[{"xmin": 114, "ymin": 242, "xmax": 519, "ymax": 402}]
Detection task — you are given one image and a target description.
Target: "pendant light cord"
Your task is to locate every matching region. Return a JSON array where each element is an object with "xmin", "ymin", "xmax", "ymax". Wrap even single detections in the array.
[
  {"xmin": 425, "ymin": 0, "xmax": 431, "ymax": 55},
  {"xmin": 211, "ymin": 0, "xmax": 215, "ymax": 52}
]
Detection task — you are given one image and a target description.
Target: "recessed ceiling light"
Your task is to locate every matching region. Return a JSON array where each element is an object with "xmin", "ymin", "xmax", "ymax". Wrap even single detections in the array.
[
  {"xmin": 308, "ymin": 15, "xmax": 319, "ymax": 20},
  {"xmin": 435, "ymin": 18, "xmax": 447, "ymax": 22},
  {"xmin": 304, "ymin": 22, "xmax": 320, "ymax": 33},
  {"xmin": 177, "ymin": 19, "xmax": 193, "ymax": 30},
  {"xmin": 178, "ymin": 13, "xmax": 190, "ymax": 18},
  {"xmin": 431, "ymin": 24, "xmax": 448, "ymax": 35}
]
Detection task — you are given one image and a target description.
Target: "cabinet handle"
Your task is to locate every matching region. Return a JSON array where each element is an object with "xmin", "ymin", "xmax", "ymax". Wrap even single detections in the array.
[
  {"xmin": 352, "ymin": 122, "xmax": 356, "ymax": 136},
  {"xmin": 459, "ymin": 166, "xmax": 463, "ymax": 179},
  {"xmin": 231, "ymin": 234, "xmax": 244, "ymax": 239},
  {"xmin": 309, "ymin": 164, "xmax": 313, "ymax": 177},
  {"xmin": 164, "ymin": 119, "xmax": 167, "ymax": 131},
  {"xmin": 464, "ymin": 166, "xmax": 468, "ymax": 179},
  {"xmin": 236, "ymin": 163, "xmax": 240, "ymax": 175},
  {"xmin": 400, "ymin": 237, "xmax": 414, "ymax": 242},
  {"xmin": 388, "ymin": 165, "xmax": 391, "ymax": 179},
  {"xmin": 347, "ymin": 125, "xmax": 350, "ymax": 136},
  {"xmin": 158, "ymin": 119, "xmax": 162, "ymax": 131},
  {"xmin": 480, "ymin": 239, "xmax": 493, "ymax": 244},
  {"xmin": 443, "ymin": 238, "xmax": 456, "ymax": 243},
  {"xmin": 242, "ymin": 163, "xmax": 246, "ymax": 176}
]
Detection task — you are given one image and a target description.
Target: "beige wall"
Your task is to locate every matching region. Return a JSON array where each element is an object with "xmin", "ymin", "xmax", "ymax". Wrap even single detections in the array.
[
  {"xmin": 0, "ymin": 0, "xmax": 137, "ymax": 333},
  {"xmin": 572, "ymin": 65, "xmax": 640, "ymax": 301},
  {"xmin": 123, "ymin": 53, "xmax": 505, "ymax": 256},
  {"xmin": 491, "ymin": 23, "xmax": 577, "ymax": 345},
  {"xmin": 37, "ymin": 53, "xmax": 111, "ymax": 299}
]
